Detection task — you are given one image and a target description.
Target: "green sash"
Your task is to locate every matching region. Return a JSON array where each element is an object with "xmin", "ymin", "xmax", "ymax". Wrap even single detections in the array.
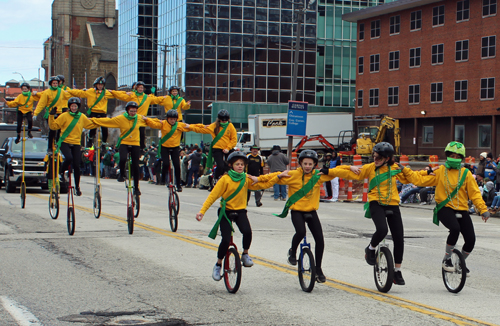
[
  {"xmin": 208, "ymin": 174, "xmax": 246, "ymax": 239},
  {"xmin": 137, "ymin": 94, "xmax": 148, "ymax": 111},
  {"xmin": 363, "ymin": 168, "xmax": 402, "ymax": 218},
  {"xmin": 433, "ymin": 168, "xmax": 468, "ymax": 226},
  {"xmin": 274, "ymin": 170, "xmax": 322, "ymax": 218},
  {"xmin": 206, "ymin": 123, "xmax": 229, "ymax": 169},
  {"xmin": 172, "ymin": 96, "xmax": 183, "ymax": 112},
  {"xmin": 116, "ymin": 115, "xmax": 138, "ymax": 148},
  {"xmin": 44, "ymin": 88, "xmax": 62, "ymax": 119},
  {"xmin": 156, "ymin": 122, "xmax": 178, "ymax": 158},
  {"xmin": 55, "ymin": 112, "xmax": 81, "ymax": 154},
  {"xmin": 87, "ymin": 89, "xmax": 106, "ymax": 115}
]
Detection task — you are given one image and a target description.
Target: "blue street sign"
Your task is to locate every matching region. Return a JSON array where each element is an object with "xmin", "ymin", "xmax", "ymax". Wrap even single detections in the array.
[{"xmin": 286, "ymin": 101, "xmax": 308, "ymax": 137}]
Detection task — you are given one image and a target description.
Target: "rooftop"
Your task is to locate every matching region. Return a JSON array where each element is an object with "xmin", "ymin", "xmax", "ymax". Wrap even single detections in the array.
[
  {"xmin": 87, "ymin": 23, "xmax": 118, "ymax": 62},
  {"xmin": 342, "ymin": 0, "xmax": 444, "ymax": 22}
]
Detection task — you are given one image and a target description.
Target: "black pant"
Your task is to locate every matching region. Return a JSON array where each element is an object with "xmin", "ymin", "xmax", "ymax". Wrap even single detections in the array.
[
  {"xmin": 161, "ymin": 146, "xmax": 181, "ymax": 187},
  {"xmin": 438, "ymin": 207, "xmax": 476, "ymax": 253},
  {"xmin": 369, "ymin": 202, "xmax": 404, "ymax": 264},
  {"xmin": 16, "ymin": 111, "xmax": 33, "ymax": 134},
  {"xmin": 119, "ymin": 145, "xmax": 141, "ymax": 189},
  {"xmin": 291, "ymin": 210, "xmax": 325, "ymax": 269},
  {"xmin": 325, "ymin": 180, "xmax": 333, "ymax": 197},
  {"xmin": 213, "ymin": 148, "xmax": 229, "ymax": 180},
  {"xmin": 46, "ymin": 116, "xmax": 60, "ymax": 151},
  {"xmin": 139, "ymin": 126, "xmax": 146, "ymax": 149},
  {"xmin": 217, "ymin": 208, "xmax": 252, "ymax": 260},
  {"xmin": 88, "ymin": 112, "xmax": 108, "ymax": 142},
  {"xmin": 247, "ymin": 190, "xmax": 263, "ymax": 204},
  {"xmin": 59, "ymin": 143, "xmax": 81, "ymax": 188}
]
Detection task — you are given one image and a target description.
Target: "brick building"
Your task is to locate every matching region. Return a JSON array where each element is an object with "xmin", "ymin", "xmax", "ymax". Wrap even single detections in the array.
[{"xmin": 343, "ymin": 0, "xmax": 499, "ymax": 158}]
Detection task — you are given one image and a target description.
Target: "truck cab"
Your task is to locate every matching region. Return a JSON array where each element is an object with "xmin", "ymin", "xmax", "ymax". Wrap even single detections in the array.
[{"xmin": 236, "ymin": 131, "xmax": 254, "ymax": 153}]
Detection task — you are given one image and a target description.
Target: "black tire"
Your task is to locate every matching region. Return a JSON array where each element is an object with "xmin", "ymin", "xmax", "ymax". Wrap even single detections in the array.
[
  {"xmin": 127, "ymin": 205, "xmax": 134, "ymax": 235},
  {"xmin": 67, "ymin": 207, "xmax": 75, "ymax": 236},
  {"xmin": 442, "ymin": 249, "xmax": 467, "ymax": 293},
  {"xmin": 60, "ymin": 182, "xmax": 68, "ymax": 194},
  {"xmin": 49, "ymin": 190, "xmax": 59, "ymax": 220},
  {"xmin": 169, "ymin": 192, "xmax": 179, "ymax": 232},
  {"xmin": 298, "ymin": 247, "xmax": 316, "ymax": 292},
  {"xmin": 5, "ymin": 170, "xmax": 16, "ymax": 193},
  {"xmin": 41, "ymin": 184, "xmax": 49, "ymax": 190},
  {"xmin": 224, "ymin": 247, "xmax": 242, "ymax": 294},
  {"xmin": 20, "ymin": 182, "xmax": 26, "ymax": 209},
  {"xmin": 374, "ymin": 246, "xmax": 394, "ymax": 293},
  {"xmin": 133, "ymin": 193, "xmax": 140, "ymax": 218},
  {"xmin": 93, "ymin": 188, "xmax": 101, "ymax": 219}
]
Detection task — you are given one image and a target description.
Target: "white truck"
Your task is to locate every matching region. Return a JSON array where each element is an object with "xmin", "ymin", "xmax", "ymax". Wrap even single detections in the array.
[{"xmin": 236, "ymin": 112, "xmax": 354, "ymax": 156}]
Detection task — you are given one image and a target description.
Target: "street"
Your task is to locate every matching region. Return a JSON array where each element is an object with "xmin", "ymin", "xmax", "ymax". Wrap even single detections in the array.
[{"xmin": 0, "ymin": 176, "xmax": 499, "ymax": 326}]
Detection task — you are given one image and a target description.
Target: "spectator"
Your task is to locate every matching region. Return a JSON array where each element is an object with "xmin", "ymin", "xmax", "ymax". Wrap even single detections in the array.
[
  {"xmin": 419, "ymin": 187, "xmax": 434, "ymax": 205},
  {"xmin": 103, "ymin": 147, "xmax": 114, "ymax": 179},
  {"xmin": 476, "ymin": 152, "xmax": 487, "ymax": 182},
  {"xmin": 485, "ymin": 153, "xmax": 497, "ymax": 181},
  {"xmin": 328, "ymin": 151, "xmax": 341, "ymax": 202},
  {"xmin": 267, "ymin": 145, "xmax": 289, "ymax": 201},
  {"xmin": 246, "ymin": 145, "xmax": 264, "ymax": 207},
  {"xmin": 147, "ymin": 146, "xmax": 157, "ymax": 184},
  {"xmin": 400, "ymin": 184, "xmax": 422, "ymax": 204},
  {"xmin": 186, "ymin": 148, "xmax": 203, "ymax": 188},
  {"xmin": 483, "ymin": 181, "xmax": 496, "ymax": 208}
]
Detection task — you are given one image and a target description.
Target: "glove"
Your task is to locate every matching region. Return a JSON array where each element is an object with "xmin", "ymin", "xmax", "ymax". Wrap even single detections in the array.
[
  {"xmin": 33, "ymin": 115, "xmax": 37, "ymax": 121},
  {"xmin": 49, "ymin": 107, "xmax": 57, "ymax": 115},
  {"xmin": 396, "ymin": 163, "xmax": 405, "ymax": 170},
  {"xmin": 482, "ymin": 211, "xmax": 490, "ymax": 219},
  {"xmin": 151, "ymin": 86, "xmax": 156, "ymax": 94},
  {"xmin": 319, "ymin": 167, "xmax": 329, "ymax": 175}
]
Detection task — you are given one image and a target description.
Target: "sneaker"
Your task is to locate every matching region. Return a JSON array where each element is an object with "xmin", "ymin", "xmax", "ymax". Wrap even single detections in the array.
[
  {"xmin": 325, "ymin": 196, "xmax": 332, "ymax": 200},
  {"xmin": 393, "ymin": 270, "xmax": 405, "ymax": 285},
  {"xmin": 329, "ymin": 198, "xmax": 338, "ymax": 202},
  {"xmin": 365, "ymin": 246, "xmax": 376, "ymax": 266},
  {"xmin": 75, "ymin": 187, "xmax": 82, "ymax": 196},
  {"xmin": 287, "ymin": 249, "xmax": 297, "ymax": 266},
  {"xmin": 241, "ymin": 253, "xmax": 254, "ymax": 267},
  {"xmin": 15, "ymin": 136, "xmax": 20, "ymax": 144},
  {"xmin": 281, "ymin": 197, "xmax": 287, "ymax": 201},
  {"xmin": 419, "ymin": 201, "xmax": 427, "ymax": 205},
  {"xmin": 316, "ymin": 267, "xmax": 326, "ymax": 283},
  {"xmin": 27, "ymin": 131, "xmax": 33, "ymax": 139},
  {"xmin": 117, "ymin": 175, "xmax": 125, "ymax": 182},
  {"xmin": 185, "ymin": 185, "xmax": 192, "ymax": 188},
  {"xmin": 177, "ymin": 186, "xmax": 182, "ymax": 192},
  {"xmin": 212, "ymin": 263, "xmax": 222, "ymax": 281},
  {"xmin": 442, "ymin": 258, "xmax": 454, "ymax": 272},
  {"xmin": 256, "ymin": 201, "xmax": 262, "ymax": 207},
  {"xmin": 274, "ymin": 198, "xmax": 279, "ymax": 201},
  {"xmin": 458, "ymin": 262, "xmax": 470, "ymax": 276},
  {"xmin": 134, "ymin": 188, "xmax": 141, "ymax": 196}
]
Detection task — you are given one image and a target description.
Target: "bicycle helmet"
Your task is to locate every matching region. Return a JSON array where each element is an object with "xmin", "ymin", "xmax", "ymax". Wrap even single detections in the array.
[
  {"xmin": 217, "ymin": 109, "xmax": 230, "ymax": 120},
  {"xmin": 67, "ymin": 97, "xmax": 81, "ymax": 109},
  {"xmin": 166, "ymin": 109, "xmax": 178, "ymax": 119},
  {"xmin": 169, "ymin": 85, "xmax": 180, "ymax": 93},
  {"xmin": 135, "ymin": 81, "xmax": 146, "ymax": 88},
  {"xmin": 444, "ymin": 141, "xmax": 466, "ymax": 159},
  {"xmin": 228, "ymin": 151, "xmax": 248, "ymax": 165},
  {"xmin": 48, "ymin": 76, "xmax": 60, "ymax": 86},
  {"xmin": 373, "ymin": 142, "xmax": 395, "ymax": 158},
  {"xmin": 125, "ymin": 101, "xmax": 139, "ymax": 111},
  {"xmin": 298, "ymin": 150, "xmax": 319, "ymax": 164},
  {"xmin": 57, "ymin": 75, "xmax": 65, "ymax": 83},
  {"xmin": 93, "ymin": 76, "xmax": 106, "ymax": 87},
  {"xmin": 20, "ymin": 82, "xmax": 30, "ymax": 90}
]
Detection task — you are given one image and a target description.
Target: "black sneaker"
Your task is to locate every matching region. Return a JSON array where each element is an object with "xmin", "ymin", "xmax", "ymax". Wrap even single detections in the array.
[
  {"xmin": 442, "ymin": 258, "xmax": 454, "ymax": 272},
  {"xmin": 393, "ymin": 270, "xmax": 405, "ymax": 285},
  {"xmin": 75, "ymin": 188, "xmax": 82, "ymax": 196},
  {"xmin": 287, "ymin": 249, "xmax": 297, "ymax": 266},
  {"xmin": 365, "ymin": 246, "xmax": 376, "ymax": 266},
  {"xmin": 117, "ymin": 175, "xmax": 125, "ymax": 182},
  {"xmin": 316, "ymin": 267, "xmax": 326, "ymax": 283},
  {"xmin": 256, "ymin": 201, "xmax": 263, "ymax": 207},
  {"xmin": 28, "ymin": 131, "xmax": 33, "ymax": 139},
  {"xmin": 15, "ymin": 136, "xmax": 20, "ymax": 144},
  {"xmin": 177, "ymin": 186, "xmax": 182, "ymax": 192},
  {"xmin": 134, "ymin": 188, "xmax": 141, "ymax": 196}
]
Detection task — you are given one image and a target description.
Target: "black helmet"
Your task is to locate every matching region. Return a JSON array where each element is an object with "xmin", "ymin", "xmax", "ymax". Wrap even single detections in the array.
[
  {"xmin": 135, "ymin": 81, "xmax": 146, "ymax": 88},
  {"xmin": 131, "ymin": 82, "xmax": 137, "ymax": 89},
  {"xmin": 298, "ymin": 150, "xmax": 319, "ymax": 164},
  {"xmin": 93, "ymin": 76, "xmax": 106, "ymax": 86},
  {"xmin": 67, "ymin": 97, "xmax": 81, "ymax": 109},
  {"xmin": 271, "ymin": 145, "xmax": 281, "ymax": 152},
  {"xmin": 48, "ymin": 76, "xmax": 60, "ymax": 85},
  {"xmin": 125, "ymin": 101, "xmax": 139, "ymax": 111},
  {"xmin": 20, "ymin": 82, "xmax": 30, "ymax": 90},
  {"xmin": 169, "ymin": 85, "xmax": 180, "ymax": 93},
  {"xmin": 57, "ymin": 75, "xmax": 65, "ymax": 83},
  {"xmin": 166, "ymin": 109, "xmax": 178, "ymax": 119},
  {"xmin": 227, "ymin": 151, "xmax": 248, "ymax": 165},
  {"xmin": 217, "ymin": 109, "xmax": 230, "ymax": 120},
  {"xmin": 373, "ymin": 142, "xmax": 395, "ymax": 158}
]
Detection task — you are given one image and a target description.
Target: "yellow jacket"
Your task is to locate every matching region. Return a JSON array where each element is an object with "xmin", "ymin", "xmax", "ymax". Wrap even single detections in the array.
[
  {"xmin": 159, "ymin": 96, "xmax": 191, "ymax": 121},
  {"xmin": 67, "ymin": 89, "xmax": 114, "ymax": 114},
  {"xmin": 6, "ymin": 92, "xmax": 41, "ymax": 114},
  {"xmin": 49, "ymin": 112, "xmax": 97, "ymax": 145},
  {"xmin": 111, "ymin": 91, "xmax": 162, "ymax": 116},
  {"xmin": 34, "ymin": 88, "xmax": 73, "ymax": 116},
  {"xmin": 402, "ymin": 166, "xmax": 487, "ymax": 214},
  {"xmin": 190, "ymin": 122, "xmax": 237, "ymax": 150},
  {"xmin": 333, "ymin": 163, "xmax": 411, "ymax": 206},
  {"xmin": 200, "ymin": 174, "xmax": 279, "ymax": 214},
  {"xmin": 144, "ymin": 119, "xmax": 190, "ymax": 148},
  {"xmin": 59, "ymin": 86, "xmax": 72, "ymax": 109},
  {"xmin": 91, "ymin": 114, "xmax": 147, "ymax": 146}
]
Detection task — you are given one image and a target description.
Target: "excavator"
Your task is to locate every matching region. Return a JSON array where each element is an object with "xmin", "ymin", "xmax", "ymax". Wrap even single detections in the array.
[{"xmin": 355, "ymin": 116, "xmax": 400, "ymax": 155}]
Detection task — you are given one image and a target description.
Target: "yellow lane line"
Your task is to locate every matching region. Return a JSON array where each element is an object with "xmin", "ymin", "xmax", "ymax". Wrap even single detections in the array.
[{"xmin": 28, "ymin": 193, "xmax": 497, "ymax": 326}]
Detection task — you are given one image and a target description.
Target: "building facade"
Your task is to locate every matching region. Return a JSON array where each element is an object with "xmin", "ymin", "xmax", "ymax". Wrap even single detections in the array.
[{"xmin": 344, "ymin": 0, "xmax": 499, "ymax": 158}]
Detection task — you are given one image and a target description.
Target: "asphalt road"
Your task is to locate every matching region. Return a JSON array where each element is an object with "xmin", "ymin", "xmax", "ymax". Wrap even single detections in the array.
[{"xmin": 0, "ymin": 176, "xmax": 499, "ymax": 326}]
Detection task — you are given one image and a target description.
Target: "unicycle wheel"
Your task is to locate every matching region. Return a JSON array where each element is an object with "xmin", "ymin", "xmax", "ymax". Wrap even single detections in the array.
[
  {"xmin": 224, "ymin": 247, "xmax": 242, "ymax": 293},
  {"xmin": 298, "ymin": 247, "xmax": 316, "ymax": 292},
  {"xmin": 20, "ymin": 183, "xmax": 26, "ymax": 209},
  {"xmin": 93, "ymin": 190, "xmax": 101, "ymax": 219},
  {"xmin": 49, "ymin": 190, "xmax": 59, "ymax": 220},
  {"xmin": 127, "ymin": 205, "xmax": 134, "ymax": 235},
  {"xmin": 133, "ymin": 193, "xmax": 140, "ymax": 218},
  {"xmin": 169, "ymin": 192, "xmax": 179, "ymax": 232},
  {"xmin": 442, "ymin": 249, "xmax": 467, "ymax": 293},
  {"xmin": 67, "ymin": 207, "xmax": 75, "ymax": 236},
  {"xmin": 374, "ymin": 246, "xmax": 394, "ymax": 293}
]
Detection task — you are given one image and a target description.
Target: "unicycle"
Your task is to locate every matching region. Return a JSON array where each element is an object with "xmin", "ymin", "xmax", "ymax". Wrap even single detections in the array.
[
  {"xmin": 66, "ymin": 164, "xmax": 75, "ymax": 236},
  {"xmin": 48, "ymin": 140, "xmax": 60, "ymax": 220},
  {"xmin": 373, "ymin": 210, "xmax": 395, "ymax": 293},
  {"xmin": 298, "ymin": 235, "xmax": 316, "ymax": 292},
  {"xmin": 124, "ymin": 149, "xmax": 139, "ymax": 234},
  {"xmin": 442, "ymin": 249, "xmax": 467, "ymax": 293},
  {"xmin": 223, "ymin": 227, "xmax": 242, "ymax": 294},
  {"xmin": 20, "ymin": 122, "xmax": 27, "ymax": 208},
  {"xmin": 92, "ymin": 128, "xmax": 102, "ymax": 219},
  {"xmin": 166, "ymin": 162, "xmax": 179, "ymax": 232}
]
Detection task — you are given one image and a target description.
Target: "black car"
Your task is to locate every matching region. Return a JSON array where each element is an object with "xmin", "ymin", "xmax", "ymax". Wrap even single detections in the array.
[{"xmin": 0, "ymin": 137, "xmax": 48, "ymax": 193}]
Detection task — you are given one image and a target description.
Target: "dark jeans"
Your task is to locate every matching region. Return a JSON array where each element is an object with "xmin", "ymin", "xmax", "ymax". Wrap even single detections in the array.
[
  {"xmin": 161, "ymin": 146, "xmax": 180, "ymax": 187},
  {"xmin": 119, "ymin": 145, "xmax": 141, "ymax": 189},
  {"xmin": 325, "ymin": 180, "xmax": 332, "ymax": 198},
  {"xmin": 369, "ymin": 202, "xmax": 404, "ymax": 264},
  {"xmin": 247, "ymin": 190, "xmax": 263, "ymax": 204},
  {"xmin": 212, "ymin": 148, "xmax": 229, "ymax": 180},
  {"xmin": 59, "ymin": 143, "xmax": 81, "ymax": 188},
  {"xmin": 420, "ymin": 187, "xmax": 434, "ymax": 203},
  {"xmin": 400, "ymin": 187, "xmax": 422, "ymax": 203},
  {"xmin": 290, "ymin": 210, "xmax": 325, "ymax": 270},
  {"xmin": 17, "ymin": 111, "xmax": 33, "ymax": 134},
  {"xmin": 217, "ymin": 209, "xmax": 252, "ymax": 260},
  {"xmin": 139, "ymin": 126, "xmax": 146, "ymax": 149},
  {"xmin": 187, "ymin": 167, "xmax": 199, "ymax": 186},
  {"xmin": 438, "ymin": 207, "xmax": 475, "ymax": 253},
  {"xmin": 89, "ymin": 112, "xmax": 108, "ymax": 142}
]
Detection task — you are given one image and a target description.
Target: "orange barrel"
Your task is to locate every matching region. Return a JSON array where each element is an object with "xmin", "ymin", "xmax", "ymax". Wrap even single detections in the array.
[
  {"xmin": 320, "ymin": 183, "xmax": 326, "ymax": 198},
  {"xmin": 339, "ymin": 178, "xmax": 345, "ymax": 196},
  {"xmin": 429, "ymin": 155, "xmax": 439, "ymax": 168},
  {"xmin": 362, "ymin": 178, "xmax": 368, "ymax": 202},
  {"xmin": 347, "ymin": 180, "xmax": 353, "ymax": 201},
  {"xmin": 291, "ymin": 151, "xmax": 298, "ymax": 170},
  {"xmin": 400, "ymin": 154, "xmax": 409, "ymax": 166},
  {"xmin": 353, "ymin": 154, "xmax": 362, "ymax": 167},
  {"xmin": 465, "ymin": 156, "xmax": 476, "ymax": 167}
]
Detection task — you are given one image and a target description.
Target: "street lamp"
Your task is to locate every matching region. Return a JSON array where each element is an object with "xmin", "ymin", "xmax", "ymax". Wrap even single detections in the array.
[{"xmin": 13, "ymin": 72, "xmax": 26, "ymax": 84}]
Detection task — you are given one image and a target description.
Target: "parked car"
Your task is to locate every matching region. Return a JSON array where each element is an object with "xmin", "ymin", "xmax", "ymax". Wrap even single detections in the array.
[{"xmin": 0, "ymin": 137, "xmax": 48, "ymax": 193}]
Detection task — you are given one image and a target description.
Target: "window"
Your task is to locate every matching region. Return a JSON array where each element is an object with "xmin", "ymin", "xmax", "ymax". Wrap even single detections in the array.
[
  {"xmin": 358, "ymin": 89, "xmax": 363, "ymax": 107},
  {"xmin": 411, "ymin": 11, "xmax": 422, "ymax": 30},
  {"xmin": 371, "ymin": 20, "xmax": 380, "ymax": 38},
  {"xmin": 478, "ymin": 124, "xmax": 491, "ymax": 147},
  {"xmin": 455, "ymin": 125, "xmax": 465, "ymax": 143},
  {"xmin": 390, "ymin": 16, "xmax": 400, "ymax": 34},
  {"xmin": 358, "ymin": 56, "xmax": 364, "ymax": 74},
  {"xmin": 480, "ymin": 77, "xmax": 495, "ymax": 99},
  {"xmin": 369, "ymin": 88, "xmax": 379, "ymax": 107},
  {"xmin": 431, "ymin": 44, "xmax": 444, "ymax": 64},
  {"xmin": 389, "ymin": 51, "xmax": 400, "ymax": 70},
  {"xmin": 455, "ymin": 40, "xmax": 469, "ymax": 61},
  {"xmin": 409, "ymin": 84, "xmax": 420, "ymax": 104},
  {"xmin": 483, "ymin": 0, "xmax": 497, "ymax": 17},
  {"xmin": 457, "ymin": 0, "xmax": 470, "ymax": 21},
  {"xmin": 455, "ymin": 80, "xmax": 468, "ymax": 101},
  {"xmin": 370, "ymin": 54, "xmax": 380, "ymax": 72},
  {"xmin": 359, "ymin": 23, "xmax": 364, "ymax": 41},
  {"xmin": 388, "ymin": 87, "xmax": 399, "ymax": 105},
  {"xmin": 433, "ymin": 5, "xmax": 445, "ymax": 26},
  {"xmin": 481, "ymin": 36, "xmax": 496, "ymax": 58},
  {"xmin": 430, "ymin": 82, "xmax": 443, "ymax": 103},
  {"xmin": 423, "ymin": 126, "xmax": 434, "ymax": 144},
  {"xmin": 409, "ymin": 47, "xmax": 421, "ymax": 67}
]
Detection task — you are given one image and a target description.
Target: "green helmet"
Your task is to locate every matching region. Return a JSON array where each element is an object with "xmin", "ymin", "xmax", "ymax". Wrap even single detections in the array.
[{"xmin": 445, "ymin": 141, "xmax": 466, "ymax": 158}]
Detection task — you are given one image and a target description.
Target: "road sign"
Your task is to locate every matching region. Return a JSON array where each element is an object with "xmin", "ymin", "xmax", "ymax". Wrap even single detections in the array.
[{"xmin": 286, "ymin": 101, "xmax": 308, "ymax": 137}]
